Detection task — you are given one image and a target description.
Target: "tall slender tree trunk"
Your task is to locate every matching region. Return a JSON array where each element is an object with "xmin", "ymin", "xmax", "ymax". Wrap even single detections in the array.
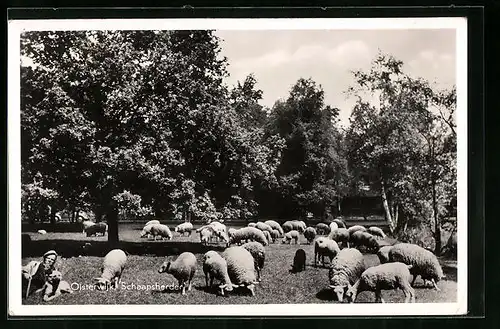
[
  {"xmin": 432, "ymin": 179, "xmax": 442, "ymax": 254},
  {"xmin": 107, "ymin": 202, "xmax": 120, "ymax": 248},
  {"xmin": 381, "ymin": 181, "xmax": 395, "ymax": 233},
  {"xmin": 49, "ymin": 206, "xmax": 57, "ymax": 225}
]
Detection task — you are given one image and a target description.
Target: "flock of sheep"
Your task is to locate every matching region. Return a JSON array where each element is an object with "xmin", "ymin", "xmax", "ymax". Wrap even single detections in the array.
[{"xmin": 86, "ymin": 218, "xmax": 448, "ymax": 303}]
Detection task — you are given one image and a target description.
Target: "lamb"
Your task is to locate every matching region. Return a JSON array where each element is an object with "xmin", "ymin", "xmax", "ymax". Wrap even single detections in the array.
[
  {"xmin": 202, "ymin": 251, "xmax": 235, "ymax": 296},
  {"xmin": 315, "ymin": 223, "xmax": 330, "ymax": 235},
  {"xmin": 282, "ymin": 230, "xmax": 300, "ymax": 244},
  {"xmin": 367, "ymin": 226, "xmax": 386, "ymax": 239},
  {"xmin": 291, "ymin": 249, "xmax": 306, "ymax": 273},
  {"xmin": 229, "ymin": 227, "xmax": 268, "ymax": 246},
  {"xmin": 282, "ymin": 221, "xmax": 294, "ymax": 233},
  {"xmin": 350, "ymin": 231, "xmax": 379, "ymax": 253},
  {"xmin": 149, "ymin": 223, "xmax": 173, "ymax": 241},
  {"xmin": 388, "ymin": 243, "xmax": 445, "ymax": 291},
  {"xmin": 222, "ymin": 246, "xmax": 259, "ymax": 296},
  {"xmin": 242, "ymin": 241, "xmax": 266, "ymax": 281},
  {"xmin": 175, "ymin": 222, "xmax": 194, "ymax": 236},
  {"xmin": 345, "ymin": 262, "xmax": 415, "ymax": 303},
  {"xmin": 94, "ymin": 249, "xmax": 127, "ymax": 290},
  {"xmin": 377, "ymin": 245, "xmax": 394, "ymax": 264},
  {"xmin": 248, "ymin": 222, "xmax": 257, "ymax": 228},
  {"xmin": 264, "ymin": 220, "xmax": 284, "ymax": 236},
  {"xmin": 314, "ymin": 237, "xmax": 340, "ymax": 267},
  {"xmin": 38, "ymin": 229, "xmax": 47, "ymax": 235},
  {"xmin": 42, "ymin": 270, "xmax": 73, "ymax": 301},
  {"xmin": 328, "ymin": 248, "xmax": 366, "ymax": 302},
  {"xmin": 270, "ymin": 229, "xmax": 281, "ymax": 242},
  {"xmin": 348, "ymin": 225, "xmax": 367, "ymax": 236},
  {"xmin": 85, "ymin": 222, "xmax": 107, "ymax": 237},
  {"xmin": 255, "ymin": 222, "xmax": 273, "ymax": 233},
  {"xmin": 329, "ymin": 222, "xmax": 339, "ymax": 232},
  {"xmin": 304, "ymin": 227, "xmax": 317, "ymax": 244},
  {"xmin": 328, "ymin": 228, "xmax": 350, "ymax": 249},
  {"xmin": 81, "ymin": 220, "xmax": 96, "ymax": 233},
  {"xmin": 158, "ymin": 252, "xmax": 197, "ymax": 295}
]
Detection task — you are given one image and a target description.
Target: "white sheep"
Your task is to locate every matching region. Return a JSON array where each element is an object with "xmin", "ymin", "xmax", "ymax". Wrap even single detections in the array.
[
  {"xmin": 328, "ymin": 228, "xmax": 350, "ymax": 249},
  {"xmin": 175, "ymin": 222, "xmax": 194, "ymax": 236},
  {"xmin": 314, "ymin": 237, "xmax": 340, "ymax": 267},
  {"xmin": 282, "ymin": 221, "xmax": 294, "ymax": 233},
  {"xmin": 350, "ymin": 231, "xmax": 379, "ymax": 252},
  {"xmin": 140, "ymin": 223, "xmax": 154, "ymax": 239},
  {"xmin": 388, "ymin": 243, "xmax": 445, "ymax": 291},
  {"xmin": 329, "ymin": 222, "xmax": 339, "ymax": 232},
  {"xmin": 158, "ymin": 252, "xmax": 197, "ymax": 295},
  {"xmin": 292, "ymin": 220, "xmax": 306, "ymax": 233},
  {"xmin": 202, "ymin": 250, "xmax": 235, "ymax": 296},
  {"xmin": 248, "ymin": 222, "xmax": 257, "ymax": 228},
  {"xmin": 199, "ymin": 226, "xmax": 215, "ymax": 245},
  {"xmin": 367, "ymin": 226, "xmax": 386, "ymax": 239},
  {"xmin": 222, "ymin": 246, "xmax": 259, "ymax": 296},
  {"xmin": 81, "ymin": 220, "xmax": 95, "ymax": 233},
  {"xmin": 37, "ymin": 229, "xmax": 47, "ymax": 235},
  {"xmin": 348, "ymin": 225, "xmax": 367, "ymax": 236},
  {"xmin": 94, "ymin": 249, "xmax": 127, "ymax": 290},
  {"xmin": 229, "ymin": 227, "xmax": 268, "ymax": 246},
  {"xmin": 85, "ymin": 222, "xmax": 107, "ymax": 237},
  {"xmin": 270, "ymin": 229, "xmax": 281, "ymax": 242},
  {"xmin": 197, "ymin": 222, "xmax": 229, "ymax": 245},
  {"xmin": 227, "ymin": 227, "xmax": 237, "ymax": 238},
  {"xmin": 282, "ymin": 230, "xmax": 300, "ymax": 244},
  {"xmin": 315, "ymin": 223, "xmax": 330, "ymax": 235},
  {"xmin": 255, "ymin": 221, "xmax": 273, "ymax": 233},
  {"xmin": 332, "ymin": 218, "xmax": 347, "ymax": 228},
  {"xmin": 150, "ymin": 223, "xmax": 173, "ymax": 241},
  {"xmin": 328, "ymin": 248, "xmax": 366, "ymax": 302},
  {"xmin": 262, "ymin": 230, "xmax": 273, "ymax": 244},
  {"xmin": 145, "ymin": 220, "xmax": 160, "ymax": 227},
  {"xmin": 264, "ymin": 220, "xmax": 284, "ymax": 236},
  {"xmin": 242, "ymin": 241, "xmax": 266, "ymax": 282},
  {"xmin": 345, "ymin": 262, "xmax": 416, "ymax": 303},
  {"xmin": 304, "ymin": 227, "xmax": 317, "ymax": 244}
]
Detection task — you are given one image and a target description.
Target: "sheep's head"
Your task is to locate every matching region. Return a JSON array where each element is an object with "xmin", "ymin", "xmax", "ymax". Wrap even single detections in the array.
[
  {"xmin": 344, "ymin": 284, "xmax": 357, "ymax": 303},
  {"xmin": 330, "ymin": 284, "xmax": 349, "ymax": 302},
  {"xmin": 93, "ymin": 277, "xmax": 111, "ymax": 291},
  {"xmin": 47, "ymin": 270, "xmax": 62, "ymax": 284},
  {"xmin": 158, "ymin": 261, "xmax": 171, "ymax": 274}
]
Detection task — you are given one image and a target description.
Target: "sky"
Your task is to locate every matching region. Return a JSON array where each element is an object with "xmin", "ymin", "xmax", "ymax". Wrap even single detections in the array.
[{"xmin": 215, "ymin": 29, "xmax": 456, "ymax": 126}]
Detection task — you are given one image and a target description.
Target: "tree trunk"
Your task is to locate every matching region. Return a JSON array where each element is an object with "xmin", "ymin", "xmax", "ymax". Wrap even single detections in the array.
[
  {"xmin": 95, "ymin": 206, "xmax": 103, "ymax": 223},
  {"xmin": 107, "ymin": 203, "xmax": 120, "ymax": 248},
  {"xmin": 381, "ymin": 181, "xmax": 395, "ymax": 233},
  {"xmin": 432, "ymin": 179, "xmax": 442, "ymax": 255},
  {"xmin": 49, "ymin": 206, "xmax": 56, "ymax": 225},
  {"xmin": 70, "ymin": 207, "xmax": 76, "ymax": 223}
]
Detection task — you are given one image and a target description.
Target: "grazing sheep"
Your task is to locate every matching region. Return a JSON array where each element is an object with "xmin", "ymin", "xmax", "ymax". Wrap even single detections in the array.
[
  {"xmin": 242, "ymin": 242, "xmax": 266, "ymax": 281},
  {"xmin": 270, "ymin": 229, "xmax": 281, "ymax": 242},
  {"xmin": 282, "ymin": 230, "xmax": 300, "ymax": 244},
  {"xmin": 199, "ymin": 226, "xmax": 215, "ymax": 245},
  {"xmin": 85, "ymin": 222, "xmax": 107, "ymax": 237},
  {"xmin": 94, "ymin": 249, "xmax": 127, "ymax": 290},
  {"xmin": 328, "ymin": 248, "xmax": 366, "ymax": 302},
  {"xmin": 158, "ymin": 252, "xmax": 197, "ymax": 295},
  {"xmin": 345, "ymin": 262, "xmax": 415, "ymax": 303},
  {"xmin": 282, "ymin": 221, "xmax": 294, "ymax": 233},
  {"xmin": 388, "ymin": 243, "xmax": 445, "ymax": 291},
  {"xmin": 228, "ymin": 228, "xmax": 237, "ymax": 238},
  {"xmin": 140, "ymin": 224, "xmax": 155, "ymax": 239},
  {"xmin": 292, "ymin": 220, "xmax": 306, "ymax": 233},
  {"xmin": 37, "ymin": 229, "xmax": 47, "ymax": 235},
  {"xmin": 81, "ymin": 220, "xmax": 96, "ymax": 233},
  {"xmin": 298, "ymin": 220, "xmax": 307, "ymax": 232},
  {"xmin": 328, "ymin": 228, "xmax": 350, "ymax": 249},
  {"xmin": 316, "ymin": 223, "xmax": 330, "ymax": 235},
  {"xmin": 42, "ymin": 270, "xmax": 73, "ymax": 301},
  {"xmin": 248, "ymin": 222, "xmax": 257, "ymax": 228},
  {"xmin": 291, "ymin": 249, "xmax": 306, "ymax": 273},
  {"xmin": 197, "ymin": 222, "xmax": 229, "ymax": 245},
  {"xmin": 350, "ymin": 231, "xmax": 379, "ymax": 253},
  {"xmin": 367, "ymin": 226, "xmax": 386, "ymax": 239},
  {"xmin": 264, "ymin": 220, "xmax": 284, "ymax": 236},
  {"xmin": 255, "ymin": 222, "xmax": 273, "ymax": 233},
  {"xmin": 202, "ymin": 251, "xmax": 235, "ymax": 296},
  {"xmin": 175, "ymin": 222, "xmax": 194, "ymax": 236},
  {"xmin": 348, "ymin": 225, "xmax": 367, "ymax": 236},
  {"xmin": 332, "ymin": 218, "xmax": 347, "ymax": 228},
  {"xmin": 145, "ymin": 220, "xmax": 160, "ymax": 227},
  {"xmin": 304, "ymin": 227, "xmax": 317, "ymax": 244},
  {"xmin": 150, "ymin": 223, "xmax": 173, "ymax": 241},
  {"xmin": 229, "ymin": 227, "xmax": 268, "ymax": 246},
  {"xmin": 377, "ymin": 245, "xmax": 394, "ymax": 264},
  {"xmin": 329, "ymin": 222, "xmax": 339, "ymax": 232},
  {"xmin": 314, "ymin": 237, "xmax": 340, "ymax": 267},
  {"xmin": 262, "ymin": 230, "xmax": 273, "ymax": 244},
  {"xmin": 222, "ymin": 246, "xmax": 259, "ymax": 296}
]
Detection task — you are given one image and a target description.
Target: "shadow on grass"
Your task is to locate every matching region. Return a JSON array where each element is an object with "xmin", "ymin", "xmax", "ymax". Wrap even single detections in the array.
[
  {"xmin": 22, "ymin": 238, "xmax": 227, "ymax": 258},
  {"xmin": 315, "ymin": 288, "xmax": 336, "ymax": 301}
]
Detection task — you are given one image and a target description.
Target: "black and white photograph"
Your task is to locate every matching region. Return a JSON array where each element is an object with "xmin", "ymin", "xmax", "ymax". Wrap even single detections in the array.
[{"xmin": 8, "ymin": 17, "xmax": 467, "ymax": 316}]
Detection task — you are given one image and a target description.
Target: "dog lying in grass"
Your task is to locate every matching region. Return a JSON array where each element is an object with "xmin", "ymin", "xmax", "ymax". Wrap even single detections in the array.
[{"xmin": 42, "ymin": 270, "xmax": 73, "ymax": 301}]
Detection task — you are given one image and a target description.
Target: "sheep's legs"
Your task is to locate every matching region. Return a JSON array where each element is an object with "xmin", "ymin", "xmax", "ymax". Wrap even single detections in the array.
[
  {"xmin": 411, "ymin": 275, "xmax": 417, "ymax": 287},
  {"xmin": 431, "ymin": 279, "xmax": 441, "ymax": 291},
  {"xmin": 248, "ymin": 284, "xmax": 255, "ymax": 296},
  {"xmin": 375, "ymin": 290, "xmax": 384, "ymax": 303}
]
